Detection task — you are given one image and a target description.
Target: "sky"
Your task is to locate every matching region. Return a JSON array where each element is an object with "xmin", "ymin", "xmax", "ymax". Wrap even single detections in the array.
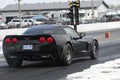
[{"xmin": 0, "ymin": 0, "xmax": 120, "ymax": 9}]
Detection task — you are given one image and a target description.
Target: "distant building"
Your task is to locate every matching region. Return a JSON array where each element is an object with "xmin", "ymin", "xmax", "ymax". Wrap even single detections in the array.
[{"xmin": 0, "ymin": 0, "xmax": 109, "ymax": 23}]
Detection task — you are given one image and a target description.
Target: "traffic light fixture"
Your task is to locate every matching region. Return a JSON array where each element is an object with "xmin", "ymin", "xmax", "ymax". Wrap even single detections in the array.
[
  {"xmin": 76, "ymin": 0, "xmax": 80, "ymax": 7},
  {"xmin": 69, "ymin": 6, "xmax": 74, "ymax": 25},
  {"xmin": 68, "ymin": 1, "xmax": 73, "ymax": 8},
  {"xmin": 68, "ymin": 0, "xmax": 80, "ymax": 25}
]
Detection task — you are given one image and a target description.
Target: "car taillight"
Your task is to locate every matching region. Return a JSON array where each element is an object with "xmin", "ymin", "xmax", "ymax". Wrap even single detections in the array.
[
  {"xmin": 47, "ymin": 37, "xmax": 53, "ymax": 43},
  {"xmin": 12, "ymin": 38, "xmax": 18, "ymax": 43},
  {"xmin": 39, "ymin": 37, "xmax": 46, "ymax": 43},
  {"xmin": 5, "ymin": 38, "xmax": 11, "ymax": 44}
]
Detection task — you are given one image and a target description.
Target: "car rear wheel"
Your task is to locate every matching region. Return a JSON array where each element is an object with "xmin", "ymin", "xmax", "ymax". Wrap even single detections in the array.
[
  {"xmin": 5, "ymin": 56, "xmax": 23, "ymax": 67},
  {"xmin": 90, "ymin": 40, "xmax": 99, "ymax": 59},
  {"xmin": 60, "ymin": 44, "xmax": 72, "ymax": 66}
]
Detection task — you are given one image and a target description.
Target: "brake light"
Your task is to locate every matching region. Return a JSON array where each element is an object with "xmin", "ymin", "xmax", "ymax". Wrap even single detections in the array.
[
  {"xmin": 12, "ymin": 38, "xmax": 18, "ymax": 43},
  {"xmin": 5, "ymin": 38, "xmax": 11, "ymax": 44},
  {"xmin": 47, "ymin": 37, "xmax": 53, "ymax": 43},
  {"xmin": 39, "ymin": 37, "xmax": 46, "ymax": 43}
]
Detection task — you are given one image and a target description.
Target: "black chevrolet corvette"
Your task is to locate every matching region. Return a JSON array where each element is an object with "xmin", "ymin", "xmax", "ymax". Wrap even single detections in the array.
[{"xmin": 3, "ymin": 25, "xmax": 99, "ymax": 67}]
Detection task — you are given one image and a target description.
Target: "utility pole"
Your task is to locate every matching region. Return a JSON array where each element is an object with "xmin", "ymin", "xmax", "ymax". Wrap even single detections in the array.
[
  {"xmin": 18, "ymin": 0, "xmax": 22, "ymax": 28},
  {"xmin": 91, "ymin": 0, "xmax": 94, "ymax": 23}
]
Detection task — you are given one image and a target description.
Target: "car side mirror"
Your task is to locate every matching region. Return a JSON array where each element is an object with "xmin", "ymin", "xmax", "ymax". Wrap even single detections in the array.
[{"xmin": 79, "ymin": 32, "xmax": 86, "ymax": 38}]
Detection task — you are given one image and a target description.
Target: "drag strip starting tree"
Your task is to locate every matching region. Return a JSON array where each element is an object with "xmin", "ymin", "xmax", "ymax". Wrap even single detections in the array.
[{"xmin": 68, "ymin": 0, "xmax": 80, "ymax": 31}]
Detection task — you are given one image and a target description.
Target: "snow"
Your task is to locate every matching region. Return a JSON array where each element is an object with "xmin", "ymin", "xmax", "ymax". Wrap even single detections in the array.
[
  {"xmin": 67, "ymin": 59, "xmax": 120, "ymax": 80},
  {"xmin": 74, "ymin": 21, "xmax": 120, "ymax": 32},
  {"xmin": 0, "ymin": 28, "xmax": 28, "ymax": 41}
]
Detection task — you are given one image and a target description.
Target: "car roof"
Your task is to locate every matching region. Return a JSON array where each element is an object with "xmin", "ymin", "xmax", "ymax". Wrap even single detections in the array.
[
  {"xmin": 24, "ymin": 24, "xmax": 70, "ymax": 34},
  {"xmin": 12, "ymin": 19, "xmax": 20, "ymax": 20},
  {"xmin": 23, "ymin": 19, "xmax": 33, "ymax": 20},
  {"xmin": 29, "ymin": 24, "xmax": 70, "ymax": 29},
  {"xmin": 11, "ymin": 19, "xmax": 23, "ymax": 21}
]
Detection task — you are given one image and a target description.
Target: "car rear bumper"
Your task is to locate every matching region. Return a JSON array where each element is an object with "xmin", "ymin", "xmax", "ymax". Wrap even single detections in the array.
[{"xmin": 3, "ymin": 44, "xmax": 63, "ymax": 61}]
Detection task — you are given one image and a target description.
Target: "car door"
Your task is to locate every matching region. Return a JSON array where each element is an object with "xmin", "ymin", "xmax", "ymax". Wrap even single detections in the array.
[{"xmin": 64, "ymin": 27, "xmax": 87, "ymax": 54}]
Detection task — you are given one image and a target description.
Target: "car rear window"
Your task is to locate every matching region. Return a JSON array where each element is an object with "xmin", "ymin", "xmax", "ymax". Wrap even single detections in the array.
[
  {"xmin": 12, "ymin": 20, "xmax": 20, "ymax": 22},
  {"xmin": 23, "ymin": 26, "xmax": 66, "ymax": 35}
]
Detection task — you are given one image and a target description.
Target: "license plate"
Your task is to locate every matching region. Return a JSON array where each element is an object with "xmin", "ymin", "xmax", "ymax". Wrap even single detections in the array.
[{"xmin": 23, "ymin": 45, "xmax": 33, "ymax": 50}]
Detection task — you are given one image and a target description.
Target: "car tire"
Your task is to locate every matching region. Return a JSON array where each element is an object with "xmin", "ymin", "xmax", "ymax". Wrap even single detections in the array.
[
  {"xmin": 90, "ymin": 40, "xmax": 99, "ymax": 59},
  {"xmin": 5, "ymin": 56, "xmax": 23, "ymax": 67},
  {"xmin": 60, "ymin": 44, "xmax": 73, "ymax": 66}
]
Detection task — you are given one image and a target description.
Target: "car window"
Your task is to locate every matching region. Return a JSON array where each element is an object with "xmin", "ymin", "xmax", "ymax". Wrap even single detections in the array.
[
  {"xmin": 24, "ymin": 26, "xmax": 66, "ymax": 35},
  {"xmin": 64, "ymin": 28, "xmax": 80, "ymax": 38},
  {"xmin": 29, "ymin": 20, "xmax": 33, "ymax": 22},
  {"xmin": 12, "ymin": 20, "xmax": 19, "ymax": 22},
  {"xmin": 36, "ymin": 19, "xmax": 46, "ymax": 22},
  {"xmin": 24, "ymin": 20, "xmax": 27, "ymax": 22}
]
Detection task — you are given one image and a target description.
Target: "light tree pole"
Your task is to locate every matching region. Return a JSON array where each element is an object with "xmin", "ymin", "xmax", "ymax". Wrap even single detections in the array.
[
  {"xmin": 91, "ymin": 0, "xmax": 94, "ymax": 23},
  {"xmin": 17, "ymin": 0, "xmax": 22, "ymax": 28}
]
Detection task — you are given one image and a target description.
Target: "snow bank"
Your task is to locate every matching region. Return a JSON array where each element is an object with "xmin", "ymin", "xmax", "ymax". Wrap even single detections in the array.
[
  {"xmin": 70, "ymin": 21, "xmax": 120, "ymax": 32},
  {"xmin": 67, "ymin": 59, "xmax": 120, "ymax": 80},
  {"xmin": 0, "ymin": 28, "xmax": 28, "ymax": 41}
]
